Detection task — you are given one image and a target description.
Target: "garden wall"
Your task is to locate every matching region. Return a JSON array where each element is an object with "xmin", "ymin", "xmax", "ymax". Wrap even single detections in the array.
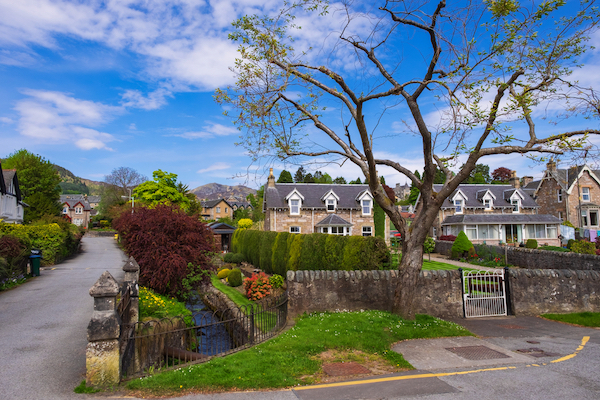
[
  {"xmin": 286, "ymin": 269, "xmax": 463, "ymax": 319},
  {"xmin": 435, "ymin": 240, "xmax": 600, "ymax": 271},
  {"xmin": 286, "ymin": 268, "xmax": 600, "ymax": 319}
]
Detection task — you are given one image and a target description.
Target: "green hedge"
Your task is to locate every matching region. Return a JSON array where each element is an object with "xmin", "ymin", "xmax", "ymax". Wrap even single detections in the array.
[
  {"xmin": 232, "ymin": 229, "xmax": 390, "ymax": 274},
  {"xmin": 0, "ymin": 221, "xmax": 81, "ymax": 266}
]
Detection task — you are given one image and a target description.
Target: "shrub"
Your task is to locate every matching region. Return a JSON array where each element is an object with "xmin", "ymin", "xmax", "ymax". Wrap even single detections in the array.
[
  {"xmin": 525, "ymin": 239, "xmax": 538, "ymax": 249},
  {"xmin": 451, "ymin": 231, "xmax": 473, "ymax": 259},
  {"xmin": 423, "ymin": 236, "xmax": 435, "ymax": 254},
  {"xmin": 223, "ymin": 252, "xmax": 245, "ymax": 264},
  {"xmin": 571, "ymin": 240, "xmax": 596, "ymax": 255},
  {"xmin": 243, "ymin": 272, "xmax": 272, "ymax": 301},
  {"xmin": 287, "ymin": 233, "xmax": 304, "ymax": 271},
  {"xmin": 227, "ymin": 268, "xmax": 243, "ymax": 287},
  {"xmin": 299, "ymin": 233, "xmax": 328, "ymax": 271},
  {"xmin": 567, "ymin": 239, "xmax": 577, "ymax": 250},
  {"xmin": 269, "ymin": 274, "xmax": 284, "ymax": 289},
  {"xmin": 562, "ymin": 220, "xmax": 575, "ymax": 228},
  {"xmin": 237, "ymin": 218, "xmax": 253, "ymax": 229},
  {"xmin": 112, "ymin": 205, "xmax": 216, "ymax": 298},
  {"xmin": 539, "ymin": 245, "xmax": 570, "ymax": 252},
  {"xmin": 439, "ymin": 235, "xmax": 457, "ymax": 242},
  {"xmin": 271, "ymin": 232, "xmax": 290, "ymax": 276},
  {"xmin": 259, "ymin": 231, "xmax": 278, "ymax": 273},
  {"xmin": 324, "ymin": 234, "xmax": 347, "ymax": 270},
  {"xmin": 217, "ymin": 268, "xmax": 231, "ymax": 279}
]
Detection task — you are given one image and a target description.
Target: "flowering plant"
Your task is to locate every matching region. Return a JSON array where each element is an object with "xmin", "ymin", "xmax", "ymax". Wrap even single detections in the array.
[{"xmin": 244, "ymin": 272, "xmax": 272, "ymax": 301}]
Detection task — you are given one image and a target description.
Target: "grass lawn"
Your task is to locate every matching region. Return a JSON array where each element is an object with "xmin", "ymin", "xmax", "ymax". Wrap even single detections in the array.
[
  {"xmin": 210, "ymin": 274, "xmax": 251, "ymax": 308},
  {"xmin": 389, "ymin": 254, "xmax": 476, "ymax": 271},
  {"xmin": 541, "ymin": 312, "xmax": 600, "ymax": 327},
  {"xmin": 126, "ymin": 310, "xmax": 472, "ymax": 396}
]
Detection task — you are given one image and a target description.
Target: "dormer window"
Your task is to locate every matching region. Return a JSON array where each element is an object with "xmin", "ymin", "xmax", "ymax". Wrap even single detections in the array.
[
  {"xmin": 454, "ymin": 199, "xmax": 463, "ymax": 213},
  {"xmin": 290, "ymin": 199, "xmax": 300, "ymax": 215},
  {"xmin": 321, "ymin": 189, "xmax": 339, "ymax": 213},
  {"xmin": 511, "ymin": 199, "xmax": 520, "ymax": 213},
  {"xmin": 484, "ymin": 199, "xmax": 491, "ymax": 209},
  {"xmin": 362, "ymin": 199, "xmax": 372, "ymax": 215},
  {"xmin": 327, "ymin": 199, "xmax": 335, "ymax": 211}
]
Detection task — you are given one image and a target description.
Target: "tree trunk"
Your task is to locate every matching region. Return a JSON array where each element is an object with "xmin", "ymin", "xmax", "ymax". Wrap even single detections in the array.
[{"xmin": 392, "ymin": 236, "xmax": 424, "ymax": 320}]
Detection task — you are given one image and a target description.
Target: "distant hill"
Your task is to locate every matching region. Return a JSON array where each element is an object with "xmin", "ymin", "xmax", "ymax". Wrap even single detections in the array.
[
  {"xmin": 53, "ymin": 164, "xmax": 107, "ymax": 195},
  {"xmin": 191, "ymin": 183, "xmax": 256, "ymax": 201}
]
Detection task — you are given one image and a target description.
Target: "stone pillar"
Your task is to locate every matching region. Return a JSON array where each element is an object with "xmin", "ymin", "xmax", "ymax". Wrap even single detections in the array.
[
  {"xmin": 122, "ymin": 256, "xmax": 140, "ymax": 324},
  {"xmin": 86, "ymin": 271, "xmax": 121, "ymax": 387}
]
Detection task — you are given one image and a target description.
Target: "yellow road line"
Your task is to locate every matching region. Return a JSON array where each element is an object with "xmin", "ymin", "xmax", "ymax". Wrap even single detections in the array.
[{"xmin": 294, "ymin": 336, "xmax": 591, "ymax": 392}]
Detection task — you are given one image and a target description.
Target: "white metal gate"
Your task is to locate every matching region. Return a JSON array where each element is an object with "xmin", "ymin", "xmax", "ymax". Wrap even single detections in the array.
[{"xmin": 462, "ymin": 269, "xmax": 507, "ymax": 318}]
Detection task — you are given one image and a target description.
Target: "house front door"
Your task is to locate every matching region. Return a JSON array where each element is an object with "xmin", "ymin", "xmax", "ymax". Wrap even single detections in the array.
[{"xmin": 504, "ymin": 224, "xmax": 522, "ymax": 244}]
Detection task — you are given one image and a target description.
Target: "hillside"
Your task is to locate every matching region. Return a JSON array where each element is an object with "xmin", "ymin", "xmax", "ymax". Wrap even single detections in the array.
[
  {"xmin": 53, "ymin": 164, "xmax": 107, "ymax": 195},
  {"xmin": 191, "ymin": 183, "xmax": 256, "ymax": 201}
]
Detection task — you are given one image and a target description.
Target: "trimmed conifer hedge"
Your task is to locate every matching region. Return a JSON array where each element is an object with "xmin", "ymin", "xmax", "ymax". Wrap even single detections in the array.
[{"xmin": 231, "ymin": 229, "xmax": 390, "ymax": 274}]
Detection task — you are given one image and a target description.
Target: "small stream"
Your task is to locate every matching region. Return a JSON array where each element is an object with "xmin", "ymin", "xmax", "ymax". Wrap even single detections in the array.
[{"xmin": 186, "ymin": 293, "xmax": 232, "ymax": 356}]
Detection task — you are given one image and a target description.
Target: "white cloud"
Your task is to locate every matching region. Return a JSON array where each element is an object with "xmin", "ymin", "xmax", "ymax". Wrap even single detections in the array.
[
  {"xmin": 120, "ymin": 88, "xmax": 172, "ymax": 110},
  {"xmin": 129, "ymin": 123, "xmax": 137, "ymax": 130},
  {"xmin": 174, "ymin": 122, "xmax": 237, "ymax": 139},
  {"xmin": 0, "ymin": 116, "xmax": 13, "ymax": 124},
  {"xmin": 14, "ymin": 90, "xmax": 119, "ymax": 150},
  {"xmin": 197, "ymin": 162, "xmax": 232, "ymax": 174}
]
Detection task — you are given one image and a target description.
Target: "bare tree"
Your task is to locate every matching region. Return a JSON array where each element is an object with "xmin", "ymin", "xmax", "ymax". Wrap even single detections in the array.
[
  {"xmin": 103, "ymin": 167, "xmax": 147, "ymax": 202},
  {"xmin": 216, "ymin": 0, "xmax": 600, "ymax": 318}
]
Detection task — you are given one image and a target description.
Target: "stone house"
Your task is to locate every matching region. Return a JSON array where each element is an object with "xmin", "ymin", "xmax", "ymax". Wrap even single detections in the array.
[
  {"xmin": 263, "ymin": 169, "xmax": 389, "ymax": 239},
  {"xmin": 421, "ymin": 177, "xmax": 562, "ymax": 246},
  {"xmin": 529, "ymin": 161, "xmax": 600, "ymax": 230},
  {"xmin": 394, "ymin": 182, "xmax": 411, "ymax": 202},
  {"xmin": 61, "ymin": 198, "xmax": 92, "ymax": 228},
  {"xmin": 0, "ymin": 163, "xmax": 26, "ymax": 224},
  {"xmin": 201, "ymin": 199, "xmax": 233, "ymax": 221}
]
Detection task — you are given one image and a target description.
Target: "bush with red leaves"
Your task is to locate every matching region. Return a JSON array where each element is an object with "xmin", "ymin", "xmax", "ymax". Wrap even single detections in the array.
[
  {"xmin": 439, "ymin": 235, "xmax": 457, "ymax": 242},
  {"xmin": 112, "ymin": 205, "xmax": 216, "ymax": 298}
]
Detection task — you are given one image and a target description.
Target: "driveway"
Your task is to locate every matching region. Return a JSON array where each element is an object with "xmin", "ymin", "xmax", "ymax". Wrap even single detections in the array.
[{"xmin": 0, "ymin": 236, "xmax": 127, "ymax": 400}]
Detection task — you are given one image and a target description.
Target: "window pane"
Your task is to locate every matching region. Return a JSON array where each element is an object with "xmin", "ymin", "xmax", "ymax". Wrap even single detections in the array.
[
  {"xmin": 479, "ymin": 225, "xmax": 489, "ymax": 239},
  {"xmin": 526, "ymin": 225, "xmax": 535, "ymax": 238},
  {"xmin": 546, "ymin": 226, "xmax": 557, "ymax": 238},
  {"xmin": 590, "ymin": 211, "xmax": 598, "ymax": 226},
  {"xmin": 489, "ymin": 225, "xmax": 499, "ymax": 239},
  {"xmin": 536, "ymin": 224, "xmax": 545, "ymax": 238},
  {"xmin": 466, "ymin": 225, "xmax": 477, "ymax": 240}
]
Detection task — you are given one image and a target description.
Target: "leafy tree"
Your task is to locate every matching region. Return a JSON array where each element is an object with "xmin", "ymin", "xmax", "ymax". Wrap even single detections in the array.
[
  {"xmin": 314, "ymin": 171, "xmax": 333, "ymax": 184},
  {"xmin": 349, "ymin": 177, "xmax": 362, "ymax": 184},
  {"xmin": 246, "ymin": 186, "xmax": 265, "ymax": 222},
  {"xmin": 133, "ymin": 170, "xmax": 191, "ymax": 211},
  {"xmin": 277, "ymin": 170, "xmax": 294, "ymax": 183},
  {"xmin": 2, "ymin": 149, "xmax": 61, "ymax": 223},
  {"xmin": 216, "ymin": 1, "xmax": 600, "ymax": 318},
  {"xmin": 303, "ymin": 173, "xmax": 315, "ymax": 183},
  {"xmin": 463, "ymin": 164, "xmax": 491, "ymax": 184},
  {"xmin": 233, "ymin": 207, "xmax": 251, "ymax": 221},
  {"xmin": 293, "ymin": 166, "xmax": 306, "ymax": 183},
  {"xmin": 492, "ymin": 167, "xmax": 513, "ymax": 183},
  {"xmin": 333, "ymin": 176, "xmax": 347, "ymax": 184}
]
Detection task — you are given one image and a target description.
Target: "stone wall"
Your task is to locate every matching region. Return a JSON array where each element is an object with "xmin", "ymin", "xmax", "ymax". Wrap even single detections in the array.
[
  {"xmin": 286, "ymin": 268, "xmax": 600, "ymax": 319},
  {"xmin": 266, "ymin": 208, "xmax": 375, "ymax": 236},
  {"xmin": 435, "ymin": 240, "xmax": 600, "ymax": 271},
  {"xmin": 286, "ymin": 269, "xmax": 463, "ymax": 319},
  {"xmin": 508, "ymin": 269, "xmax": 600, "ymax": 315},
  {"xmin": 536, "ymin": 175, "xmax": 567, "ymax": 221}
]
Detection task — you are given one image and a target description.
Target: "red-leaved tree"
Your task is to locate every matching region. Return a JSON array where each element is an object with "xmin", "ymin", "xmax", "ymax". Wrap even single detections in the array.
[{"xmin": 113, "ymin": 205, "xmax": 216, "ymax": 298}]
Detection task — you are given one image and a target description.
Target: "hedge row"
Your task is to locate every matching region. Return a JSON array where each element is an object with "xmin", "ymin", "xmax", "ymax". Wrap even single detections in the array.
[
  {"xmin": 0, "ymin": 220, "xmax": 82, "ymax": 266},
  {"xmin": 232, "ymin": 229, "xmax": 390, "ymax": 274}
]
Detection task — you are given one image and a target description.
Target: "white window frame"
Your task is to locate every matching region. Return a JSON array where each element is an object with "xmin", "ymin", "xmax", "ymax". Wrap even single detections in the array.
[
  {"xmin": 62, "ymin": 207, "xmax": 68, "ymax": 214},
  {"xmin": 289, "ymin": 226, "xmax": 301, "ymax": 233},
  {"xmin": 327, "ymin": 198, "xmax": 336, "ymax": 212},
  {"xmin": 454, "ymin": 199, "xmax": 463, "ymax": 214},
  {"xmin": 225, "ymin": 207, "xmax": 228, "ymax": 213},
  {"xmin": 362, "ymin": 199, "xmax": 372, "ymax": 216},
  {"xmin": 216, "ymin": 206, "xmax": 221, "ymax": 213},
  {"xmin": 582, "ymin": 187, "xmax": 591, "ymax": 202},
  {"xmin": 590, "ymin": 210, "xmax": 599, "ymax": 226},
  {"xmin": 75, "ymin": 206, "xmax": 83, "ymax": 215},
  {"xmin": 290, "ymin": 199, "xmax": 300, "ymax": 215},
  {"xmin": 362, "ymin": 226, "xmax": 372, "ymax": 236},
  {"xmin": 582, "ymin": 210, "xmax": 588, "ymax": 226},
  {"xmin": 484, "ymin": 199, "xmax": 491, "ymax": 209},
  {"xmin": 511, "ymin": 199, "xmax": 520, "ymax": 213},
  {"xmin": 557, "ymin": 189, "xmax": 563, "ymax": 202}
]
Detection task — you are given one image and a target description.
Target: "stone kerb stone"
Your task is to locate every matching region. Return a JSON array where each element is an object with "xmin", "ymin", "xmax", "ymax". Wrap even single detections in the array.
[{"xmin": 86, "ymin": 271, "xmax": 121, "ymax": 387}]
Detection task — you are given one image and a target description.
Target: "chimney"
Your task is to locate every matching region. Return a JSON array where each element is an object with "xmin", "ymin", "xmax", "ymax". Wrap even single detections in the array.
[
  {"xmin": 547, "ymin": 160, "xmax": 557, "ymax": 172},
  {"xmin": 522, "ymin": 176, "xmax": 533, "ymax": 187},
  {"xmin": 509, "ymin": 170, "xmax": 520, "ymax": 188},
  {"xmin": 267, "ymin": 168, "xmax": 276, "ymax": 188}
]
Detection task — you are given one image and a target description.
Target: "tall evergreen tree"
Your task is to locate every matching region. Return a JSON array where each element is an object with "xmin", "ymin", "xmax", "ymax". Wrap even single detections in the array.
[
  {"xmin": 277, "ymin": 170, "xmax": 293, "ymax": 183},
  {"xmin": 293, "ymin": 166, "xmax": 306, "ymax": 183}
]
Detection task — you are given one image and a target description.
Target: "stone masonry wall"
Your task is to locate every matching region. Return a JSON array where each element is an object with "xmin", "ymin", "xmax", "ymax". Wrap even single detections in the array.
[
  {"xmin": 508, "ymin": 269, "xmax": 600, "ymax": 315},
  {"xmin": 267, "ymin": 208, "xmax": 374, "ymax": 236},
  {"xmin": 286, "ymin": 269, "xmax": 463, "ymax": 319},
  {"xmin": 536, "ymin": 176, "xmax": 567, "ymax": 221},
  {"xmin": 435, "ymin": 240, "xmax": 600, "ymax": 271},
  {"xmin": 286, "ymin": 268, "xmax": 600, "ymax": 319}
]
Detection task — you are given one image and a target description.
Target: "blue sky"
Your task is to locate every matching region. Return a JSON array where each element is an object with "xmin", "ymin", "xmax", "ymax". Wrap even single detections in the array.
[{"xmin": 1, "ymin": 1, "xmax": 599, "ymax": 190}]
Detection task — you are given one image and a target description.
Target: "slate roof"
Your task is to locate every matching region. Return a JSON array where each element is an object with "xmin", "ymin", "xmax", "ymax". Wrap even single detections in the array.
[
  {"xmin": 434, "ymin": 184, "xmax": 539, "ymax": 210},
  {"xmin": 202, "ymin": 199, "xmax": 232, "ymax": 208},
  {"xmin": 265, "ymin": 183, "xmax": 371, "ymax": 210},
  {"xmin": 62, "ymin": 199, "xmax": 92, "ymax": 211},
  {"xmin": 547, "ymin": 165, "xmax": 600, "ymax": 191},
  {"xmin": 1, "ymin": 167, "xmax": 23, "ymax": 202},
  {"xmin": 230, "ymin": 201, "xmax": 253, "ymax": 209},
  {"xmin": 315, "ymin": 214, "xmax": 353, "ymax": 227},
  {"xmin": 442, "ymin": 214, "xmax": 562, "ymax": 225},
  {"xmin": 208, "ymin": 222, "xmax": 236, "ymax": 233}
]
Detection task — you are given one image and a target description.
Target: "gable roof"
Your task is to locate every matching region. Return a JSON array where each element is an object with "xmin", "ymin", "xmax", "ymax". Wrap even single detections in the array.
[
  {"xmin": 62, "ymin": 199, "xmax": 92, "ymax": 211},
  {"xmin": 264, "ymin": 183, "xmax": 371, "ymax": 210},
  {"xmin": 541, "ymin": 165, "xmax": 600, "ymax": 195},
  {"xmin": 202, "ymin": 198, "xmax": 232, "ymax": 209},
  {"xmin": 434, "ymin": 184, "xmax": 539, "ymax": 210},
  {"xmin": 315, "ymin": 214, "xmax": 353, "ymax": 227},
  {"xmin": 1, "ymin": 167, "xmax": 23, "ymax": 202}
]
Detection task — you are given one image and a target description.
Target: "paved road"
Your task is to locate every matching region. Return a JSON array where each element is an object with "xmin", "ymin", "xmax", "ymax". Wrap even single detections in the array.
[{"xmin": 0, "ymin": 236, "xmax": 126, "ymax": 400}]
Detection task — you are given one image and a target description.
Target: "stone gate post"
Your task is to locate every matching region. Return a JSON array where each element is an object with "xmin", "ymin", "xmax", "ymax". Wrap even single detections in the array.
[
  {"xmin": 86, "ymin": 271, "xmax": 121, "ymax": 387},
  {"xmin": 122, "ymin": 256, "xmax": 140, "ymax": 324}
]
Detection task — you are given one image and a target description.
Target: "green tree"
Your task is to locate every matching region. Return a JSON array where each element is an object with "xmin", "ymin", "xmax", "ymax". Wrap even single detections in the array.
[
  {"xmin": 246, "ymin": 186, "xmax": 265, "ymax": 222},
  {"xmin": 277, "ymin": 170, "xmax": 294, "ymax": 183},
  {"xmin": 216, "ymin": 1, "xmax": 600, "ymax": 318},
  {"xmin": 349, "ymin": 177, "xmax": 362, "ymax": 184},
  {"xmin": 133, "ymin": 170, "xmax": 191, "ymax": 211},
  {"xmin": 293, "ymin": 166, "xmax": 306, "ymax": 183},
  {"xmin": 462, "ymin": 164, "xmax": 491, "ymax": 184},
  {"xmin": 333, "ymin": 176, "xmax": 347, "ymax": 184},
  {"xmin": 2, "ymin": 149, "xmax": 61, "ymax": 223}
]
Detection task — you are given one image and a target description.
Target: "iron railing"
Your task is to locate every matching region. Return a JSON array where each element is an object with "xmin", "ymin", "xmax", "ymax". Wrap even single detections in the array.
[{"xmin": 120, "ymin": 290, "xmax": 288, "ymax": 379}]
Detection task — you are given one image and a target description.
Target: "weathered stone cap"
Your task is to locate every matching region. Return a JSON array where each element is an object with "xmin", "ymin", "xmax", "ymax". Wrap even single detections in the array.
[
  {"xmin": 89, "ymin": 271, "xmax": 120, "ymax": 297},
  {"xmin": 122, "ymin": 257, "xmax": 139, "ymax": 272}
]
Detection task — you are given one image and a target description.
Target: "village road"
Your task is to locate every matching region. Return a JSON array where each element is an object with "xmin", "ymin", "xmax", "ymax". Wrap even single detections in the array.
[{"xmin": 0, "ymin": 236, "xmax": 126, "ymax": 400}]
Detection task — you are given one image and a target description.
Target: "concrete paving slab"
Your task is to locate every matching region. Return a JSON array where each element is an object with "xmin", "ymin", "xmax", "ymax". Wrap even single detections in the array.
[{"xmin": 392, "ymin": 336, "xmax": 533, "ymax": 370}]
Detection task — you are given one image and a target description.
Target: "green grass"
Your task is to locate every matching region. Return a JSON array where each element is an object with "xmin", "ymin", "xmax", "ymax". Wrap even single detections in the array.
[
  {"xmin": 539, "ymin": 245, "xmax": 570, "ymax": 252},
  {"xmin": 74, "ymin": 380, "xmax": 100, "ymax": 394},
  {"xmin": 388, "ymin": 253, "xmax": 476, "ymax": 271},
  {"xmin": 126, "ymin": 310, "xmax": 472, "ymax": 395},
  {"xmin": 210, "ymin": 274, "xmax": 251, "ymax": 308},
  {"xmin": 541, "ymin": 312, "xmax": 600, "ymax": 327}
]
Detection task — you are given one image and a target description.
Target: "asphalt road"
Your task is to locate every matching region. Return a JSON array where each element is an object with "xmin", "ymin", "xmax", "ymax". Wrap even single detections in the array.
[{"xmin": 0, "ymin": 236, "xmax": 126, "ymax": 400}]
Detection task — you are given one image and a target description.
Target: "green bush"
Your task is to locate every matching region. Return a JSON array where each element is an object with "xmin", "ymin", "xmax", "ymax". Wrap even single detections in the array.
[
  {"xmin": 567, "ymin": 239, "xmax": 577, "ymax": 250},
  {"xmin": 570, "ymin": 240, "xmax": 596, "ymax": 255},
  {"xmin": 223, "ymin": 252, "xmax": 245, "ymax": 264},
  {"xmin": 259, "ymin": 231, "xmax": 278, "ymax": 274},
  {"xmin": 562, "ymin": 220, "xmax": 575, "ymax": 228},
  {"xmin": 324, "ymin": 234, "xmax": 347, "ymax": 270},
  {"xmin": 299, "ymin": 233, "xmax": 328, "ymax": 271},
  {"xmin": 287, "ymin": 234, "xmax": 304, "ymax": 271},
  {"xmin": 217, "ymin": 268, "xmax": 231, "ymax": 279},
  {"xmin": 423, "ymin": 236, "xmax": 435, "ymax": 254},
  {"xmin": 271, "ymin": 232, "xmax": 290, "ymax": 276},
  {"xmin": 451, "ymin": 231, "xmax": 474, "ymax": 259},
  {"xmin": 539, "ymin": 245, "xmax": 570, "ymax": 252},
  {"xmin": 269, "ymin": 274, "xmax": 284, "ymax": 289},
  {"xmin": 227, "ymin": 268, "xmax": 243, "ymax": 287},
  {"xmin": 525, "ymin": 239, "xmax": 538, "ymax": 249}
]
